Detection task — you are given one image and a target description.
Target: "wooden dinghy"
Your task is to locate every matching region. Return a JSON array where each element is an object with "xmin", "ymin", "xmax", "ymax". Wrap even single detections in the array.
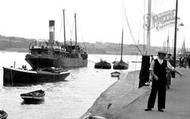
[
  {"xmin": 0, "ymin": 110, "xmax": 8, "ymax": 119},
  {"xmin": 20, "ymin": 89, "xmax": 45, "ymax": 102}
]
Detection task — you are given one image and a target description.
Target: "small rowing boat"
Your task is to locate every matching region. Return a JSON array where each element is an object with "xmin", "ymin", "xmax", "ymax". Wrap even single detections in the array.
[
  {"xmin": 111, "ymin": 71, "xmax": 120, "ymax": 78},
  {"xmin": 20, "ymin": 90, "xmax": 45, "ymax": 102},
  {"xmin": 0, "ymin": 110, "xmax": 8, "ymax": 119}
]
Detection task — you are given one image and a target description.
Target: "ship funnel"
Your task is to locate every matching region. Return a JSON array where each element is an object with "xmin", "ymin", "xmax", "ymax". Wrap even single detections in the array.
[{"xmin": 49, "ymin": 20, "xmax": 55, "ymax": 45}]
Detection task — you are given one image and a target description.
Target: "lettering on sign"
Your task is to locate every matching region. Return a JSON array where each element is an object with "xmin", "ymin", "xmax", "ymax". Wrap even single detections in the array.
[{"xmin": 143, "ymin": 9, "xmax": 176, "ymax": 31}]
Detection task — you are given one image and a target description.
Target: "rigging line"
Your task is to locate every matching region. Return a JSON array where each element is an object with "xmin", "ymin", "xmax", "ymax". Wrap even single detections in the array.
[
  {"xmin": 65, "ymin": 16, "xmax": 74, "ymax": 42},
  {"xmin": 143, "ymin": 0, "xmax": 146, "ymax": 54},
  {"xmin": 137, "ymin": 0, "xmax": 144, "ymax": 48},
  {"xmin": 122, "ymin": 1, "xmax": 143, "ymax": 55},
  {"xmin": 77, "ymin": 21, "xmax": 87, "ymax": 49},
  {"xmin": 71, "ymin": 18, "xmax": 75, "ymax": 42},
  {"xmin": 143, "ymin": 0, "xmax": 146, "ymax": 53},
  {"xmin": 160, "ymin": 0, "xmax": 165, "ymax": 9},
  {"xmin": 59, "ymin": 12, "xmax": 63, "ymax": 41},
  {"xmin": 137, "ymin": 18, "xmax": 142, "ymax": 45}
]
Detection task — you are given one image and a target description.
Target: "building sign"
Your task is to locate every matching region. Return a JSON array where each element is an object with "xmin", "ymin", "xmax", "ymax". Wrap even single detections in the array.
[{"xmin": 143, "ymin": 9, "xmax": 176, "ymax": 31}]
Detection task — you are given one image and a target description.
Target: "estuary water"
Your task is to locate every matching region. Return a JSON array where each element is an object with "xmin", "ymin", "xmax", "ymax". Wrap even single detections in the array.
[{"xmin": 0, "ymin": 51, "xmax": 141, "ymax": 119}]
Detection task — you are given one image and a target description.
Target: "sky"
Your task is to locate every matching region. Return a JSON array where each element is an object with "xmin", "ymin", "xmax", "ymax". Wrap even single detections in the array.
[{"xmin": 0, "ymin": 0, "xmax": 189, "ymax": 48}]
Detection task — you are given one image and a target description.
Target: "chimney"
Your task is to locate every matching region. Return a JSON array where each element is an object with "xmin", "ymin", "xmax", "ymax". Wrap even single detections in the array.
[{"xmin": 49, "ymin": 20, "xmax": 55, "ymax": 45}]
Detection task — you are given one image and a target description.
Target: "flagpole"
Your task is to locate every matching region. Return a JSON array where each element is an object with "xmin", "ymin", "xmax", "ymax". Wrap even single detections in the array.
[
  {"xmin": 146, "ymin": 0, "xmax": 151, "ymax": 55},
  {"xmin": 139, "ymin": 0, "xmax": 151, "ymax": 88}
]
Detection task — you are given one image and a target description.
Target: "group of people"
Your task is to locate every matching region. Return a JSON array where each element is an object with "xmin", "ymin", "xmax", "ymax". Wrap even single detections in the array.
[
  {"xmin": 145, "ymin": 51, "xmax": 183, "ymax": 112},
  {"xmin": 179, "ymin": 55, "xmax": 190, "ymax": 68}
]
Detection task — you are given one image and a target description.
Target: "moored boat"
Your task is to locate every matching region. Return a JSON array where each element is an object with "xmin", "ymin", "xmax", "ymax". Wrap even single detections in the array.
[
  {"xmin": 25, "ymin": 10, "xmax": 88, "ymax": 70},
  {"xmin": 111, "ymin": 71, "xmax": 120, "ymax": 77},
  {"xmin": 113, "ymin": 61, "xmax": 128, "ymax": 70},
  {"xmin": 113, "ymin": 29, "xmax": 129, "ymax": 70},
  {"xmin": 3, "ymin": 67, "xmax": 70, "ymax": 86},
  {"xmin": 0, "ymin": 110, "xmax": 8, "ymax": 119},
  {"xmin": 20, "ymin": 90, "xmax": 45, "ymax": 102},
  {"xmin": 94, "ymin": 60, "xmax": 111, "ymax": 69}
]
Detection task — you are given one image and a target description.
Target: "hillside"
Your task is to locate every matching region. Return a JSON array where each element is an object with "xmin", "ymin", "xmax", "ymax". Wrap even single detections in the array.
[
  {"xmin": 0, "ymin": 35, "xmax": 35, "ymax": 52},
  {"xmin": 83, "ymin": 42, "xmax": 161, "ymax": 55},
  {"xmin": 0, "ymin": 34, "xmax": 161, "ymax": 55}
]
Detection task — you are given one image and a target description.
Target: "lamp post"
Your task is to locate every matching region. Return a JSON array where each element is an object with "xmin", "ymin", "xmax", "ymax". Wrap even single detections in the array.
[
  {"xmin": 173, "ymin": 0, "xmax": 178, "ymax": 69},
  {"xmin": 173, "ymin": 0, "xmax": 178, "ymax": 78}
]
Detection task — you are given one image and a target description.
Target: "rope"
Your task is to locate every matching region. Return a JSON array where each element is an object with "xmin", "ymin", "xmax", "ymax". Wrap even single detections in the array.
[
  {"xmin": 122, "ymin": 0, "xmax": 143, "ymax": 55},
  {"xmin": 143, "ymin": 0, "xmax": 146, "ymax": 52},
  {"xmin": 59, "ymin": 12, "xmax": 62, "ymax": 38},
  {"xmin": 77, "ymin": 21, "xmax": 88, "ymax": 50}
]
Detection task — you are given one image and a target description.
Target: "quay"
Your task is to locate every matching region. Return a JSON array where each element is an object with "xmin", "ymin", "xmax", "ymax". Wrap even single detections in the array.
[{"xmin": 80, "ymin": 68, "xmax": 190, "ymax": 119}]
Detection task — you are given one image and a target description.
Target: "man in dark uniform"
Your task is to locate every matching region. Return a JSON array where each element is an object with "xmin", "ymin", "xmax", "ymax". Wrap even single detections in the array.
[{"xmin": 145, "ymin": 51, "xmax": 182, "ymax": 112}]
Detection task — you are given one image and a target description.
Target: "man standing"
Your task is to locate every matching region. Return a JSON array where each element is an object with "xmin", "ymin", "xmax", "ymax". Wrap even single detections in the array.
[{"xmin": 145, "ymin": 51, "xmax": 182, "ymax": 112}]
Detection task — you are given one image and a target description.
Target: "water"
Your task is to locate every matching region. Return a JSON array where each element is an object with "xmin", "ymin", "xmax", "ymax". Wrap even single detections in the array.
[{"xmin": 0, "ymin": 51, "xmax": 141, "ymax": 119}]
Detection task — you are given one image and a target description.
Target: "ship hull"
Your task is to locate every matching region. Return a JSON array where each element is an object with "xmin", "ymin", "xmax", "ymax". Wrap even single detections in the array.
[
  {"xmin": 3, "ymin": 67, "xmax": 70, "ymax": 86},
  {"xmin": 56, "ymin": 57, "xmax": 88, "ymax": 68},
  {"xmin": 113, "ymin": 61, "xmax": 129, "ymax": 70},
  {"xmin": 25, "ymin": 54, "xmax": 55, "ymax": 70},
  {"xmin": 94, "ymin": 61, "xmax": 111, "ymax": 69},
  {"xmin": 25, "ymin": 54, "xmax": 87, "ymax": 69}
]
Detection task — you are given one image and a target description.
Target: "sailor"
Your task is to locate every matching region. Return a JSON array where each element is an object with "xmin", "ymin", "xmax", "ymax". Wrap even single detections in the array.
[{"xmin": 145, "ymin": 50, "xmax": 182, "ymax": 112}]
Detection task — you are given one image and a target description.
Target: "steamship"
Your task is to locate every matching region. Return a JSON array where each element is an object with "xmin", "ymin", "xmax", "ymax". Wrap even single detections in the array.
[{"xmin": 25, "ymin": 10, "xmax": 88, "ymax": 70}]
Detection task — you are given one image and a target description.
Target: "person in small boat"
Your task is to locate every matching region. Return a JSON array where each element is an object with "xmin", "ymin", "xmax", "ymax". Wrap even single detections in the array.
[{"xmin": 145, "ymin": 51, "xmax": 182, "ymax": 112}]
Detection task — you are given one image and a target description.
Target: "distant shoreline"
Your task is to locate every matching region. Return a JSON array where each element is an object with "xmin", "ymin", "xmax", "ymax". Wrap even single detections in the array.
[{"xmin": 0, "ymin": 34, "xmax": 163, "ymax": 55}]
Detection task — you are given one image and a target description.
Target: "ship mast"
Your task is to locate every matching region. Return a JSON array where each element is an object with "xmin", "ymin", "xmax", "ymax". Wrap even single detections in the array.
[
  {"xmin": 120, "ymin": 29, "xmax": 124, "ymax": 62},
  {"xmin": 74, "ymin": 13, "xmax": 77, "ymax": 46},
  {"xmin": 63, "ymin": 9, "xmax": 66, "ymax": 45},
  {"xmin": 139, "ymin": 0, "xmax": 152, "ymax": 88},
  {"xmin": 167, "ymin": 32, "xmax": 170, "ymax": 53}
]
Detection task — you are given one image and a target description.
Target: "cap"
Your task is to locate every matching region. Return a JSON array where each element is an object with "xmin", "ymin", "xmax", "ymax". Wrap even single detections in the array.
[{"xmin": 158, "ymin": 50, "xmax": 167, "ymax": 55}]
